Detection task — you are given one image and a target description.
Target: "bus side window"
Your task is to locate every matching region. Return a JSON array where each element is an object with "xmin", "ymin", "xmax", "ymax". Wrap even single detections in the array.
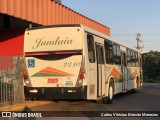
[
  {"xmin": 135, "ymin": 52, "xmax": 139, "ymax": 67},
  {"xmin": 113, "ymin": 44, "xmax": 121, "ymax": 65},
  {"xmin": 104, "ymin": 40, "xmax": 114, "ymax": 64},
  {"xmin": 127, "ymin": 49, "xmax": 132, "ymax": 67},
  {"xmin": 132, "ymin": 52, "xmax": 136, "ymax": 67},
  {"xmin": 87, "ymin": 34, "xmax": 95, "ymax": 63},
  {"xmin": 98, "ymin": 46, "xmax": 105, "ymax": 64}
]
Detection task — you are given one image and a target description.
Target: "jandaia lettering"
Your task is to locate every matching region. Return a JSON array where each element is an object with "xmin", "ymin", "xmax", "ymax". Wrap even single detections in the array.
[{"xmin": 32, "ymin": 37, "xmax": 73, "ymax": 49}]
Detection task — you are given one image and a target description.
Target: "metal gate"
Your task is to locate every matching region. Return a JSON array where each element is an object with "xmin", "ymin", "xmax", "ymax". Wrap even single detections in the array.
[{"xmin": 0, "ymin": 56, "xmax": 24, "ymax": 107}]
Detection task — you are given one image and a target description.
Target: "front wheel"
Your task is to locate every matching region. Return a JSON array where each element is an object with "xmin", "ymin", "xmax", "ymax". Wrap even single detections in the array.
[
  {"xmin": 131, "ymin": 79, "xmax": 139, "ymax": 93},
  {"xmin": 103, "ymin": 82, "xmax": 114, "ymax": 104}
]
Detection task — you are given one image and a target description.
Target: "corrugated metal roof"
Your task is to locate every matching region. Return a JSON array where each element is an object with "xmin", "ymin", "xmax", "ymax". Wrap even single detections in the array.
[{"xmin": 0, "ymin": 0, "xmax": 110, "ymax": 35}]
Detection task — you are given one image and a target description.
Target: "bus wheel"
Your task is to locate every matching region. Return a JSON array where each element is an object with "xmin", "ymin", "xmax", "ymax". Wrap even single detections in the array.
[
  {"xmin": 131, "ymin": 88, "xmax": 137, "ymax": 93},
  {"xmin": 103, "ymin": 81, "xmax": 114, "ymax": 104},
  {"xmin": 131, "ymin": 78, "xmax": 138, "ymax": 93}
]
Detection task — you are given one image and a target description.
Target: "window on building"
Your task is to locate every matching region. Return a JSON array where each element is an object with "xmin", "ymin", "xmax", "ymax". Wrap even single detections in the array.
[{"xmin": 87, "ymin": 34, "xmax": 95, "ymax": 63}]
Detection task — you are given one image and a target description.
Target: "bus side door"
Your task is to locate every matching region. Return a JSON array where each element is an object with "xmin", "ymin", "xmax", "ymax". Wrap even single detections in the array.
[
  {"xmin": 96, "ymin": 43, "xmax": 105, "ymax": 97},
  {"xmin": 121, "ymin": 51, "xmax": 127, "ymax": 91}
]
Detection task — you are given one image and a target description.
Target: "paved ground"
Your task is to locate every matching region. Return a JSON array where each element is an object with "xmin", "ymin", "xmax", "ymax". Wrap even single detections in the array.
[{"xmin": 0, "ymin": 83, "xmax": 160, "ymax": 120}]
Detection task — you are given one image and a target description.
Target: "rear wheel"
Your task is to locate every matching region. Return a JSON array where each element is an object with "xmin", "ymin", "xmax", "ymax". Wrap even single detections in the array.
[
  {"xmin": 103, "ymin": 81, "xmax": 114, "ymax": 104},
  {"xmin": 131, "ymin": 78, "xmax": 139, "ymax": 93},
  {"xmin": 131, "ymin": 88, "xmax": 137, "ymax": 93}
]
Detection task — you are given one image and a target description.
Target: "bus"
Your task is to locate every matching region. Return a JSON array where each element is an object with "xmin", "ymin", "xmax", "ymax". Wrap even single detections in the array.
[{"xmin": 23, "ymin": 24, "xmax": 143, "ymax": 103}]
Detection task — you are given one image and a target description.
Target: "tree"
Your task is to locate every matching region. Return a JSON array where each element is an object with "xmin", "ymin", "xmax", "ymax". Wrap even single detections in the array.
[{"xmin": 142, "ymin": 51, "xmax": 160, "ymax": 82}]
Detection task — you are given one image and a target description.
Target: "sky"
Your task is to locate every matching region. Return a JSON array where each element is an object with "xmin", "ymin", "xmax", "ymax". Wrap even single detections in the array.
[{"xmin": 62, "ymin": 0, "xmax": 160, "ymax": 52}]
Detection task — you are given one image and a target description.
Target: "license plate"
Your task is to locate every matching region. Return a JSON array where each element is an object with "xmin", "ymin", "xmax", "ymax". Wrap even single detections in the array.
[{"xmin": 47, "ymin": 78, "xmax": 58, "ymax": 83}]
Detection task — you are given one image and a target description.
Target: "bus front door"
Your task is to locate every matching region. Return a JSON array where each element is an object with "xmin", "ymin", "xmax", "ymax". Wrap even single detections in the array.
[
  {"xmin": 96, "ymin": 43, "xmax": 105, "ymax": 97},
  {"xmin": 121, "ymin": 52, "xmax": 127, "ymax": 91}
]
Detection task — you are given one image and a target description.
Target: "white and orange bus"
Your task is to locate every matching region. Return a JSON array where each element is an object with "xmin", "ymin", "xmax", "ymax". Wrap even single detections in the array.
[{"xmin": 23, "ymin": 24, "xmax": 143, "ymax": 103}]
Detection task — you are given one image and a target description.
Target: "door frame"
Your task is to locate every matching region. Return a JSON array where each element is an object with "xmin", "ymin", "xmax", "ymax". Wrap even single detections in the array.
[
  {"xmin": 95, "ymin": 42, "xmax": 105, "ymax": 97},
  {"xmin": 121, "ymin": 51, "xmax": 127, "ymax": 91}
]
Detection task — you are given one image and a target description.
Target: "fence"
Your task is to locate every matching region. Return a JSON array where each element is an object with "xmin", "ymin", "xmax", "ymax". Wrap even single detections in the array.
[{"xmin": 0, "ymin": 56, "xmax": 24, "ymax": 107}]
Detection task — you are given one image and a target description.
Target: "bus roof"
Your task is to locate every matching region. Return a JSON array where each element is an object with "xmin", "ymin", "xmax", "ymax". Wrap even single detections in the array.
[
  {"xmin": 82, "ymin": 25, "xmax": 140, "ymax": 53},
  {"xmin": 26, "ymin": 24, "xmax": 140, "ymax": 53},
  {"xmin": 26, "ymin": 24, "xmax": 81, "ymax": 31}
]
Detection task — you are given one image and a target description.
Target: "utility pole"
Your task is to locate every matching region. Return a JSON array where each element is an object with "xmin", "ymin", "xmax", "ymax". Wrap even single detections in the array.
[{"xmin": 135, "ymin": 33, "xmax": 144, "ymax": 52}]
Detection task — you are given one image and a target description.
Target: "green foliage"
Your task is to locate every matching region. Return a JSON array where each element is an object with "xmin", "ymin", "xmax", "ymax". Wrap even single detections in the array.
[{"xmin": 143, "ymin": 50, "xmax": 160, "ymax": 83}]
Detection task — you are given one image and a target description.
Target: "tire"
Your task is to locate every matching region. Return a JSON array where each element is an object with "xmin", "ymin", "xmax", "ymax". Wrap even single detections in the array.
[
  {"xmin": 103, "ymin": 81, "xmax": 114, "ymax": 104},
  {"xmin": 131, "ymin": 79, "xmax": 138, "ymax": 93},
  {"xmin": 131, "ymin": 88, "xmax": 137, "ymax": 93}
]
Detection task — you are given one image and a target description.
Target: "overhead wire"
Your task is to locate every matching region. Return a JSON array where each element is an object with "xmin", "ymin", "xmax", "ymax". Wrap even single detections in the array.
[{"xmin": 111, "ymin": 33, "xmax": 160, "ymax": 43}]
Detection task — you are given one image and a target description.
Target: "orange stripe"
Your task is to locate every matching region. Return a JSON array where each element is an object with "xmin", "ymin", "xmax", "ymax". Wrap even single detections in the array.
[
  {"xmin": 129, "ymin": 70, "xmax": 137, "ymax": 79},
  {"xmin": 40, "ymin": 67, "xmax": 74, "ymax": 76},
  {"xmin": 42, "ymin": 70, "xmax": 71, "ymax": 75},
  {"xmin": 110, "ymin": 68, "xmax": 123, "ymax": 79}
]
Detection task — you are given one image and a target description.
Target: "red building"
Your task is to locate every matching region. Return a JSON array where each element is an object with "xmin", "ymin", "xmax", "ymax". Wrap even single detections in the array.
[{"xmin": 0, "ymin": 0, "xmax": 110, "ymax": 56}]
